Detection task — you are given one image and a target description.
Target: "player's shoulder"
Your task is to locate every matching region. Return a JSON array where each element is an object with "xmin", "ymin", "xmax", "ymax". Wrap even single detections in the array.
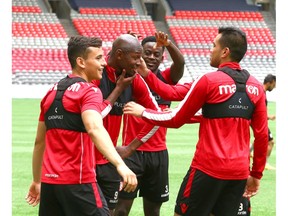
[
  {"xmin": 247, "ymin": 74, "xmax": 262, "ymax": 86},
  {"xmin": 64, "ymin": 81, "xmax": 101, "ymax": 98},
  {"xmin": 200, "ymin": 70, "xmax": 227, "ymax": 83}
]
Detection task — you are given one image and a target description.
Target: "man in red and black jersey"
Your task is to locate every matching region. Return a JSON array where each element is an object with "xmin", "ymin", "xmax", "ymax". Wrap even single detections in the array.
[
  {"xmin": 114, "ymin": 31, "xmax": 185, "ymax": 216},
  {"xmin": 25, "ymin": 36, "xmax": 137, "ymax": 216},
  {"xmin": 91, "ymin": 34, "xmax": 161, "ymax": 215},
  {"xmin": 124, "ymin": 27, "xmax": 268, "ymax": 216}
]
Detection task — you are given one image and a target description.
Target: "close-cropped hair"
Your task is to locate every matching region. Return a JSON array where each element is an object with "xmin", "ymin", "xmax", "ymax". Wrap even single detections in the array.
[
  {"xmin": 263, "ymin": 73, "xmax": 276, "ymax": 84},
  {"xmin": 218, "ymin": 26, "xmax": 247, "ymax": 62},
  {"xmin": 67, "ymin": 36, "xmax": 102, "ymax": 68},
  {"xmin": 141, "ymin": 36, "xmax": 165, "ymax": 52}
]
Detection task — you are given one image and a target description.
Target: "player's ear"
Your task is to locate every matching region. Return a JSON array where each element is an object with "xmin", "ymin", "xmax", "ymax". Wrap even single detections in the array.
[
  {"xmin": 76, "ymin": 57, "xmax": 85, "ymax": 68},
  {"xmin": 222, "ymin": 47, "xmax": 230, "ymax": 58},
  {"xmin": 116, "ymin": 49, "xmax": 124, "ymax": 60}
]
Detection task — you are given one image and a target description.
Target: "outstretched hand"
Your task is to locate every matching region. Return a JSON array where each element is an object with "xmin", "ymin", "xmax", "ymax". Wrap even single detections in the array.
[
  {"xmin": 243, "ymin": 176, "xmax": 260, "ymax": 198},
  {"xmin": 154, "ymin": 31, "xmax": 171, "ymax": 48},
  {"xmin": 123, "ymin": 101, "xmax": 145, "ymax": 117},
  {"xmin": 25, "ymin": 181, "xmax": 41, "ymax": 207}
]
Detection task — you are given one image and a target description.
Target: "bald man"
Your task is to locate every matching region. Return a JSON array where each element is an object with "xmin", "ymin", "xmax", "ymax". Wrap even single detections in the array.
[{"xmin": 92, "ymin": 34, "xmax": 160, "ymax": 215}]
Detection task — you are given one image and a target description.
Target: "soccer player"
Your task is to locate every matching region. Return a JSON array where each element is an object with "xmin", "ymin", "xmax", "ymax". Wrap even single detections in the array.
[
  {"xmin": 123, "ymin": 27, "xmax": 268, "ymax": 216},
  {"xmin": 263, "ymin": 74, "xmax": 276, "ymax": 170},
  {"xmin": 114, "ymin": 31, "xmax": 185, "ymax": 216},
  {"xmin": 135, "ymin": 60, "xmax": 254, "ymax": 216},
  {"xmin": 25, "ymin": 36, "xmax": 137, "ymax": 215},
  {"xmin": 91, "ymin": 34, "xmax": 161, "ymax": 215}
]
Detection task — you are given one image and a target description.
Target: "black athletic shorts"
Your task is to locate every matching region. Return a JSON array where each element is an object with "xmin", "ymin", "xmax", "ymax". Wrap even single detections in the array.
[
  {"xmin": 174, "ymin": 168, "xmax": 247, "ymax": 216},
  {"xmin": 119, "ymin": 150, "xmax": 169, "ymax": 203},
  {"xmin": 237, "ymin": 196, "xmax": 251, "ymax": 215},
  {"xmin": 39, "ymin": 182, "xmax": 109, "ymax": 216},
  {"xmin": 96, "ymin": 162, "xmax": 121, "ymax": 210},
  {"xmin": 268, "ymin": 128, "xmax": 273, "ymax": 141}
]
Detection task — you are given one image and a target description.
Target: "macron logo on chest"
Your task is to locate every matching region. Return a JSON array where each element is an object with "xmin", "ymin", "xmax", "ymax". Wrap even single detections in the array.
[{"xmin": 219, "ymin": 84, "xmax": 259, "ymax": 96}]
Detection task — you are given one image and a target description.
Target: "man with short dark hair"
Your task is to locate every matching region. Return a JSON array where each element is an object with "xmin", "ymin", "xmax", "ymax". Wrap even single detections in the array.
[
  {"xmin": 123, "ymin": 27, "xmax": 268, "ymax": 216},
  {"xmin": 263, "ymin": 73, "xmax": 276, "ymax": 170},
  {"xmin": 25, "ymin": 36, "xmax": 137, "ymax": 216}
]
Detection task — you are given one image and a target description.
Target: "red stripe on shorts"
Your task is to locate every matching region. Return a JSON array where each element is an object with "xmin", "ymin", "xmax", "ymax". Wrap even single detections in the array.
[
  {"xmin": 183, "ymin": 168, "xmax": 196, "ymax": 198},
  {"xmin": 92, "ymin": 182, "xmax": 103, "ymax": 208}
]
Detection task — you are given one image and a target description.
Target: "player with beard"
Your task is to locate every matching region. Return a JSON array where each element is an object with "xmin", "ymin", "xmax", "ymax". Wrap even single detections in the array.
[{"xmin": 123, "ymin": 27, "xmax": 268, "ymax": 216}]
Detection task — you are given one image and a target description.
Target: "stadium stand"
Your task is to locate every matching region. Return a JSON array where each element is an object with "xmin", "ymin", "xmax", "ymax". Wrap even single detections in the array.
[
  {"xmin": 11, "ymin": 0, "xmax": 275, "ymax": 102},
  {"xmin": 12, "ymin": 0, "xmax": 71, "ymax": 85},
  {"xmin": 164, "ymin": 0, "xmax": 275, "ymax": 83},
  {"xmin": 70, "ymin": 0, "xmax": 157, "ymax": 56},
  {"xmin": 12, "ymin": 0, "xmax": 42, "ymax": 13},
  {"xmin": 12, "ymin": 0, "xmax": 158, "ymax": 86}
]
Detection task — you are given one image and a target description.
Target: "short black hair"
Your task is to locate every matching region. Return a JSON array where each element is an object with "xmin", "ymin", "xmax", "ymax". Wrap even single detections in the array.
[
  {"xmin": 141, "ymin": 36, "xmax": 165, "ymax": 52},
  {"xmin": 67, "ymin": 36, "xmax": 102, "ymax": 69},
  {"xmin": 218, "ymin": 26, "xmax": 247, "ymax": 62},
  {"xmin": 263, "ymin": 74, "xmax": 276, "ymax": 84}
]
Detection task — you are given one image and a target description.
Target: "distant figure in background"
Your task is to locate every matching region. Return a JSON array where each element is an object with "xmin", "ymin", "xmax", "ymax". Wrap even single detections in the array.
[{"xmin": 263, "ymin": 74, "xmax": 276, "ymax": 170}]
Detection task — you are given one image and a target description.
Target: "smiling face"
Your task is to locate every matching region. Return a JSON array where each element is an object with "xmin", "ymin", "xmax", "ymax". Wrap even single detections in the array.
[
  {"xmin": 82, "ymin": 47, "xmax": 107, "ymax": 81},
  {"xmin": 117, "ymin": 47, "xmax": 143, "ymax": 77},
  {"xmin": 142, "ymin": 41, "xmax": 164, "ymax": 72}
]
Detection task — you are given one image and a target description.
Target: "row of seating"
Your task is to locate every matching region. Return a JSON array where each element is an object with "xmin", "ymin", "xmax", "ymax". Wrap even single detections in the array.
[
  {"xmin": 12, "ymin": 48, "xmax": 71, "ymax": 72},
  {"xmin": 72, "ymin": 16, "xmax": 156, "ymax": 41},
  {"xmin": 79, "ymin": 7, "xmax": 137, "ymax": 15},
  {"xmin": 13, "ymin": 37, "xmax": 68, "ymax": 49},
  {"xmin": 169, "ymin": 27, "xmax": 275, "ymax": 44},
  {"xmin": 71, "ymin": 13, "xmax": 153, "ymax": 21},
  {"xmin": 179, "ymin": 47, "xmax": 275, "ymax": 56},
  {"xmin": 68, "ymin": 0, "xmax": 132, "ymax": 11},
  {"xmin": 166, "ymin": 17, "xmax": 269, "ymax": 28},
  {"xmin": 173, "ymin": 10, "xmax": 264, "ymax": 21},
  {"xmin": 13, "ymin": 12, "xmax": 61, "ymax": 23},
  {"xmin": 13, "ymin": 22, "xmax": 68, "ymax": 38},
  {"xmin": 12, "ymin": 6, "xmax": 42, "ymax": 13}
]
